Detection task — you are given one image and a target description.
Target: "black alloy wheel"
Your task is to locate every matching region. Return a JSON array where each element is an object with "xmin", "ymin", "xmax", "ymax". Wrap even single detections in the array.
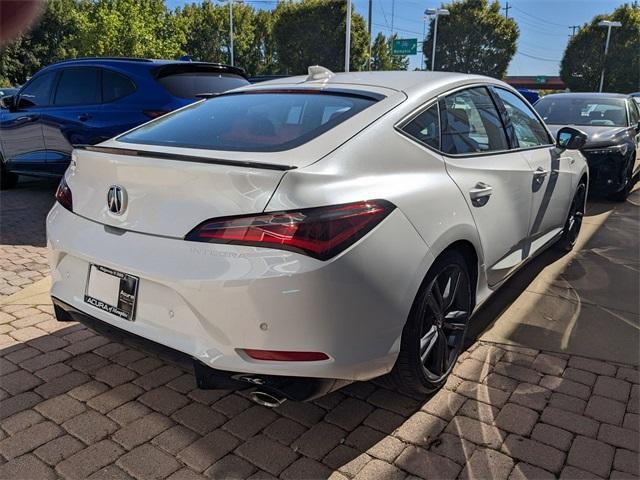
[{"xmin": 390, "ymin": 250, "xmax": 473, "ymax": 395}]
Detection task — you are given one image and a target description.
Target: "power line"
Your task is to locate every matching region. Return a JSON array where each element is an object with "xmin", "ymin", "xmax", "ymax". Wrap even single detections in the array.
[
  {"xmin": 569, "ymin": 25, "xmax": 579, "ymax": 37},
  {"xmin": 517, "ymin": 51, "xmax": 561, "ymax": 62},
  {"xmin": 373, "ymin": 22, "xmax": 423, "ymax": 36},
  {"xmin": 515, "ymin": 17, "xmax": 570, "ymax": 37},
  {"xmin": 511, "ymin": 5, "xmax": 569, "ymax": 28}
]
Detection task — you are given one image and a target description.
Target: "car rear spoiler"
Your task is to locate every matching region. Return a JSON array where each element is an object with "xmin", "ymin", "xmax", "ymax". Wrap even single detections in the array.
[
  {"xmin": 75, "ymin": 145, "xmax": 296, "ymax": 171},
  {"xmin": 152, "ymin": 62, "xmax": 248, "ymax": 80}
]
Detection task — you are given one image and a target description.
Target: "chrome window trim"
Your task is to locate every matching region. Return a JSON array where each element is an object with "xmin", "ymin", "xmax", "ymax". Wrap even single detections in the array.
[{"xmin": 395, "ymin": 82, "xmax": 556, "ymax": 159}]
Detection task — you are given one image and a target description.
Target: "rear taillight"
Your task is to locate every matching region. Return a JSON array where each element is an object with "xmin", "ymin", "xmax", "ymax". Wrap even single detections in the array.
[
  {"xmin": 55, "ymin": 177, "xmax": 73, "ymax": 212},
  {"xmin": 143, "ymin": 109, "xmax": 169, "ymax": 119},
  {"xmin": 185, "ymin": 200, "xmax": 395, "ymax": 261}
]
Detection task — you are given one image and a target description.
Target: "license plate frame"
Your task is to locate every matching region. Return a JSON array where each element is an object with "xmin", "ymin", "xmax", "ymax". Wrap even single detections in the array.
[{"xmin": 84, "ymin": 264, "xmax": 139, "ymax": 321}]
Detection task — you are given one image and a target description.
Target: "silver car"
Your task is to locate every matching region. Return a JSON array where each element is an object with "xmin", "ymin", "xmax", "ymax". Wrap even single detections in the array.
[{"xmin": 47, "ymin": 68, "xmax": 588, "ymax": 404}]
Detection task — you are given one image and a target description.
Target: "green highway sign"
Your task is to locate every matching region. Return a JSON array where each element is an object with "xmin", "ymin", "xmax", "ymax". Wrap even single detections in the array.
[
  {"xmin": 536, "ymin": 76, "xmax": 547, "ymax": 84},
  {"xmin": 392, "ymin": 38, "xmax": 418, "ymax": 56}
]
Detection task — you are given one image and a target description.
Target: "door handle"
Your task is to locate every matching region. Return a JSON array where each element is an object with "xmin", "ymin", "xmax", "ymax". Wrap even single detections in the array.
[
  {"xmin": 15, "ymin": 115, "xmax": 35, "ymax": 123},
  {"xmin": 469, "ymin": 182, "xmax": 493, "ymax": 201},
  {"xmin": 77, "ymin": 114, "xmax": 91, "ymax": 122},
  {"xmin": 533, "ymin": 167, "xmax": 549, "ymax": 178}
]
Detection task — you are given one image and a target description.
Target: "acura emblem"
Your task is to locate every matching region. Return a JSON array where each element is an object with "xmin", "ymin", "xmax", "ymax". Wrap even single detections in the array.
[{"xmin": 107, "ymin": 185, "xmax": 127, "ymax": 215}]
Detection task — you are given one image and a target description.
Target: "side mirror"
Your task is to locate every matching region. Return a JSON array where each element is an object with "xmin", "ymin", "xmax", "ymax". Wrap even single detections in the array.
[
  {"xmin": 635, "ymin": 121, "xmax": 640, "ymax": 133},
  {"xmin": 556, "ymin": 126, "xmax": 587, "ymax": 150},
  {"xmin": 0, "ymin": 95, "xmax": 16, "ymax": 110}
]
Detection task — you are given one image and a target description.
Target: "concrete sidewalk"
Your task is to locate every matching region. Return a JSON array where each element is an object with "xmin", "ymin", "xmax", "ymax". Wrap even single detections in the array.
[{"xmin": 476, "ymin": 189, "xmax": 639, "ymax": 366}]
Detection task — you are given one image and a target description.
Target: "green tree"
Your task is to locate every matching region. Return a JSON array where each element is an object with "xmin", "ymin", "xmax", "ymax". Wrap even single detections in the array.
[
  {"xmin": 422, "ymin": 0, "xmax": 518, "ymax": 77},
  {"xmin": 561, "ymin": 3, "xmax": 640, "ymax": 93},
  {"xmin": 370, "ymin": 33, "xmax": 409, "ymax": 71},
  {"xmin": 272, "ymin": 0, "xmax": 369, "ymax": 74},
  {"xmin": 72, "ymin": 0, "xmax": 184, "ymax": 59},
  {"xmin": 177, "ymin": 1, "xmax": 228, "ymax": 63},
  {"xmin": 0, "ymin": 0, "xmax": 81, "ymax": 86},
  {"xmin": 246, "ymin": 9, "xmax": 278, "ymax": 75}
]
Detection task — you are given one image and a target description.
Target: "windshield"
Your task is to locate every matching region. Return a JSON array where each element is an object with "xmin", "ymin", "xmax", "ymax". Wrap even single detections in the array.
[
  {"xmin": 535, "ymin": 96, "xmax": 628, "ymax": 127},
  {"xmin": 118, "ymin": 91, "xmax": 378, "ymax": 152}
]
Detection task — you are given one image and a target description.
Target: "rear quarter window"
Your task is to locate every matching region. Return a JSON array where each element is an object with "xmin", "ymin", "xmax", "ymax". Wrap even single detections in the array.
[
  {"xmin": 117, "ymin": 91, "xmax": 378, "ymax": 152},
  {"xmin": 157, "ymin": 72, "xmax": 249, "ymax": 99},
  {"xmin": 102, "ymin": 69, "xmax": 136, "ymax": 102}
]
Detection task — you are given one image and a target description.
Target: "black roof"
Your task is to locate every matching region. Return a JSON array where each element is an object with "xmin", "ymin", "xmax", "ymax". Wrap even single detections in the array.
[{"xmin": 47, "ymin": 57, "xmax": 247, "ymax": 78}]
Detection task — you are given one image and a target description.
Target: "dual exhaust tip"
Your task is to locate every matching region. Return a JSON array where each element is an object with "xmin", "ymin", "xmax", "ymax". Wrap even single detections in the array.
[{"xmin": 250, "ymin": 390, "xmax": 287, "ymax": 408}]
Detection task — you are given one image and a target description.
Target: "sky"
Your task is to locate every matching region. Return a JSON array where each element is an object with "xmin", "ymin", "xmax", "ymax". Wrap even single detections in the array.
[{"xmin": 165, "ymin": 0, "xmax": 627, "ymax": 76}]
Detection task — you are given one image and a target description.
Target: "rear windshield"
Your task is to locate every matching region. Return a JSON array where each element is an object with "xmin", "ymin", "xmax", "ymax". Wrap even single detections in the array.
[
  {"xmin": 118, "ymin": 91, "xmax": 378, "ymax": 152},
  {"xmin": 535, "ymin": 96, "xmax": 628, "ymax": 127},
  {"xmin": 157, "ymin": 72, "xmax": 249, "ymax": 98}
]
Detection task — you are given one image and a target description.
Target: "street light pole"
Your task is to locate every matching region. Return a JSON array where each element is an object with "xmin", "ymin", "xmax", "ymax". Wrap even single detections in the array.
[
  {"xmin": 597, "ymin": 20, "xmax": 622, "ymax": 92},
  {"xmin": 345, "ymin": 0, "xmax": 352, "ymax": 72},
  {"xmin": 425, "ymin": 8, "xmax": 449, "ymax": 71},
  {"xmin": 421, "ymin": 16, "xmax": 426, "ymax": 70},
  {"xmin": 229, "ymin": 0, "xmax": 234, "ymax": 66},
  {"xmin": 367, "ymin": 0, "xmax": 372, "ymax": 71}
]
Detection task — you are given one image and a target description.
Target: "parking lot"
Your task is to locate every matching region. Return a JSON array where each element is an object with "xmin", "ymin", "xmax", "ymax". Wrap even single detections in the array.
[{"xmin": 0, "ymin": 178, "xmax": 638, "ymax": 480}]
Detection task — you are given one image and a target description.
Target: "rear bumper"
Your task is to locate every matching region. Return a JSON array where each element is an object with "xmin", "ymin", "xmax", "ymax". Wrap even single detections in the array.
[
  {"xmin": 47, "ymin": 203, "xmax": 432, "ymax": 381},
  {"xmin": 51, "ymin": 296, "xmax": 341, "ymax": 401}
]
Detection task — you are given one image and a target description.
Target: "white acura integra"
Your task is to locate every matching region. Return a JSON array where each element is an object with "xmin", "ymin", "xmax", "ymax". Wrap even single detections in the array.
[{"xmin": 47, "ymin": 68, "xmax": 587, "ymax": 405}]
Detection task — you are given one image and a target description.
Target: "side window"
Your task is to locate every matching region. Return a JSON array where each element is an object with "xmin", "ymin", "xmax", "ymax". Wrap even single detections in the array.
[
  {"xmin": 441, "ymin": 87, "xmax": 508, "ymax": 155},
  {"xmin": 102, "ymin": 69, "xmax": 136, "ymax": 103},
  {"xmin": 17, "ymin": 72, "xmax": 56, "ymax": 108},
  {"xmin": 54, "ymin": 68, "xmax": 100, "ymax": 106},
  {"xmin": 494, "ymin": 88, "xmax": 551, "ymax": 148},
  {"xmin": 401, "ymin": 104, "xmax": 440, "ymax": 150}
]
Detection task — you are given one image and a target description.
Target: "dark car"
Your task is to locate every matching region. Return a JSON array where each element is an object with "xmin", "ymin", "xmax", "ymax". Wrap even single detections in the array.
[
  {"xmin": 535, "ymin": 92, "xmax": 640, "ymax": 201},
  {"xmin": 0, "ymin": 58, "xmax": 249, "ymax": 189}
]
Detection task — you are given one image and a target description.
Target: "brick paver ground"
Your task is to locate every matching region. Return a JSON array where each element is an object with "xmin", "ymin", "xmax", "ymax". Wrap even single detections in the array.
[
  {"xmin": 0, "ymin": 179, "xmax": 54, "ymax": 300},
  {"xmin": 0, "ymin": 180, "xmax": 638, "ymax": 480}
]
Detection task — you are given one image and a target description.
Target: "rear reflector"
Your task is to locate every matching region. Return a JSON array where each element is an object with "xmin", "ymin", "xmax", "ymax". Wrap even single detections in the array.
[
  {"xmin": 55, "ymin": 177, "xmax": 73, "ymax": 212},
  {"xmin": 185, "ymin": 200, "xmax": 395, "ymax": 260},
  {"xmin": 243, "ymin": 349, "xmax": 329, "ymax": 361}
]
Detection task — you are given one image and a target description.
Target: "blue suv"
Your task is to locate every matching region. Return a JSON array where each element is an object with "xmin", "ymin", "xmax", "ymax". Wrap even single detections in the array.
[{"xmin": 0, "ymin": 58, "xmax": 249, "ymax": 189}]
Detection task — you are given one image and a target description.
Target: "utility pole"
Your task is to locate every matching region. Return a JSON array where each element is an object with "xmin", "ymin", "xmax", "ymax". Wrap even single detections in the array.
[
  {"xmin": 503, "ymin": 1, "xmax": 510, "ymax": 19},
  {"xmin": 421, "ymin": 16, "xmax": 426, "ymax": 70},
  {"xmin": 367, "ymin": 0, "xmax": 372, "ymax": 71},
  {"xmin": 345, "ymin": 0, "xmax": 352, "ymax": 72},
  {"xmin": 425, "ymin": 8, "xmax": 449, "ymax": 71},
  {"xmin": 568, "ymin": 25, "xmax": 579, "ymax": 38},
  {"xmin": 597, "ymin": 20, "xmax": 622, "ymax": 92},
  {"xmin": 391, "ymin": 0, "xmax": 395, "ymax": 37}
]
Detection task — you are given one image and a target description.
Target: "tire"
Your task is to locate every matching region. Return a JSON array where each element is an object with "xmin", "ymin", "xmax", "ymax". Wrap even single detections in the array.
[
  {"xmin": 556, "ymin": 182, "xmax": 586, "ymax": 252},
  {"xmin": 388, "ymin": 250, "xmax": 473, "ymax": 396},
  {"xmin": 0, "ymin": 163, "xmax": 18, "ymax": 190}
]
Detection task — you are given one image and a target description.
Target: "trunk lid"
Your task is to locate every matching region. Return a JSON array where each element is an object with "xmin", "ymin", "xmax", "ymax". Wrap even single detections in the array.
[
  {"xmin": 66, "ymin": 85, "xmax": 406, "ymax": 238},
  {"xmin": 67, "ymin": 146, "xmax": 289, "ymax": 238}
]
